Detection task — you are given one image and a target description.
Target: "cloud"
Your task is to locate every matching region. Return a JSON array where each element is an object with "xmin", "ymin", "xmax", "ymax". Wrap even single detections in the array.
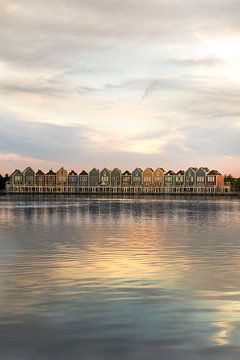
[{"xmin": 0, "ymin": 0, "xmax": 240, "ymax": 176}]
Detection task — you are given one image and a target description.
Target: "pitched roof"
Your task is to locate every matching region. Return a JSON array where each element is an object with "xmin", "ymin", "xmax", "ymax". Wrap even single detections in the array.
[
  {"xmin": 79, "ymin": 170, "xmax": 88, "ymax": 176},
  {"xmin": 57, "ymin": 166, "xmax": 67, "ymax": 173},
  {"xmin": 122, "ymin": 170, "xmax": 131, "ymax": 175},
  {"xmin": 89, "ymin": 168, "xmax": 99, "ymax": 173},
  {"xmin": 112, "ymin": 167, "xmax": 122, "ymax": 173},
  {"xmin": 10, "ymin": 169, "xmax": 22, "ymax": 176},
  {"xmin": 208, "ymin": 170, "xmax": 221, "ymax": 175},
  {"xmin": 166, "ymin": 170, "xmax": 176, "ymax": 175},
  {"xmin": 177, "ymin": 170, "xmax": 185, "ymax": 175},
  {"xmin": 23, "ymin": 166, "xmax": 34, "ymax": 174},
  {"xmin": 132, "ymin": 167, "xmax": 143, "ymax": 173},
  {"xmin": 153, "ymin": 167, "xmax": 165, "ymax": 173},
  {"xmin": 36, "ymin": 169, "xmax": 45, "ymax": 175},
  {"xmin": 144, "ymin": 167, "xmax": 153, "ymax": 172},
  {"xmin": 69, "ymin": 170, "xmax": 77, "ymax": 176},
  {"xmin": 46, "ymin": 169, "xmax": 56, "ymax": 175}
]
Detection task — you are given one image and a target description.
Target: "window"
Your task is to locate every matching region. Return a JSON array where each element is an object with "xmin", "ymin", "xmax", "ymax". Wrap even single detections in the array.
[
  {"xmin": 208, "ymin": 176, "xmax": 215, "ymax": 182},
  {"xmin": 197, "ymin": 176, "xmax": 204, "ymax": 182}
]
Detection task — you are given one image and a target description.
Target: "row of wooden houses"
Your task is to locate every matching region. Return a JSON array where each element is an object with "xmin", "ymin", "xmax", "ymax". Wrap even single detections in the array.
[{"xmin": 6, "ymin": 166, "xmax": 229, "ymax": 193}]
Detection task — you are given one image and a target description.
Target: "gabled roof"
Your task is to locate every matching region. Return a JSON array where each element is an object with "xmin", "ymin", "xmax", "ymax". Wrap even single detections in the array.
[
  {"xmin": 100, "ymin": 167, "xmax": 111, "ymax": 173},
  {"xmin": 132, "ymin": 167, "xmax": 143, "ymax": 173},
  {"xmin": 23, "ymin": 166, "xmax": 35, "ymax": 174},
  {"xmin": 186, "ymin": 167, "xmax": 198, "ymax": 173},
  {"xmin": 154, "ymin": 167, "xmax": 165, "ymax": 172},
  {"xmin": 57, "ymin": 166, "xmax": 67, "ymax": 173},
  {"xmin": 79, "ymin": 170, "xmax": 88, "ymax": 176},
  {"xmin": 144, "ymin": 167, "xmax": 153, "ymax": 172},
  {"xmin": 36, "ymin": 169, "xmax": 45, "ymax": 175},
  {"xmin": 166, "ymin": 170, "xmax": 176, "ymax": 175},
  {"xmin": 197, "ymin": 167, "xmax": 209, "ymax": 174},
  {"xmin": 112, "ymin": 167, "xmax": 122, "ymax": 173},
  {"xmin": 46, "ymin": 169, "xmax": 56, "ymax": 175},
  {"xmin": 10, "ymin": 169, "xmax": 22, "ymax": 176},
  {"xmin": 89, "ymin": 168, "xmax": 99, "ymax": 173},
  {"xmin": 69, "ymin": 170, "xmax": 77, "ymax": 176},
  {"xmin": 208, "ymin": 170, "xmax": 221, "ymax": 175},
  {"xmin": 122, "ymin": 170, "xmax": 131, "ymax": 175},
  {"xmin": 177, "ymin": 170, "xmax": 185, "ymax": 175}
]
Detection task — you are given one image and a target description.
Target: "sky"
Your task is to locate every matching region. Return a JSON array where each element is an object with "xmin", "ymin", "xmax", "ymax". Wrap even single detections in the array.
[{"xmin": 0, "ymin": 0, "xmax": 240, "ymax": 176}]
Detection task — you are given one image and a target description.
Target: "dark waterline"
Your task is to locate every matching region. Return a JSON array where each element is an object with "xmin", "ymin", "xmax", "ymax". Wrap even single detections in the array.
[{"xmin": 0, "ymin": 196, "xmax": 240, "ymax": 359}]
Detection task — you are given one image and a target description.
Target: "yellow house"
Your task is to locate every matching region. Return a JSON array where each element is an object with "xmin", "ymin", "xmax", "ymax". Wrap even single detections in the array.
[
  {"xmin": 153, "ymin": 168, "xmax": 165, "ymax": 187},
  {"xmin": 142, "ymin": 168, "xmax": 154, "ymax": 187},
  {"xmin": 56, "ymin": 167, "xmax": 68, "ymax": 191}
]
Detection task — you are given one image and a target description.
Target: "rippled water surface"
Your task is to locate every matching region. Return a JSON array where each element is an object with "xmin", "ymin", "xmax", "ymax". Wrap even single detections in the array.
[{"xmin": 1, "ymin": 195, "xmax": 240, "ymax": 359}]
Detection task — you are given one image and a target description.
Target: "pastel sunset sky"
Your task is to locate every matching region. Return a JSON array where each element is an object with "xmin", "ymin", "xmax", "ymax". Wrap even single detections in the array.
[{"xmin": 0, "ymin": 0, "xmax": 240, "ymax": 176}]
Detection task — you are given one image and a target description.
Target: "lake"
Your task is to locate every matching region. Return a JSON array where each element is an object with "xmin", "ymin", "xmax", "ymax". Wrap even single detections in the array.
[{"xmin": 0, "ymin": 195, "xmax": 240, "ymax": 359}]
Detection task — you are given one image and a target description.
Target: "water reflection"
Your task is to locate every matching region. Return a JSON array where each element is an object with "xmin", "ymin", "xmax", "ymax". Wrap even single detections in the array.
[{"xmin": 0, "ymin": 195, "xmax": 240, "ymax": 359}]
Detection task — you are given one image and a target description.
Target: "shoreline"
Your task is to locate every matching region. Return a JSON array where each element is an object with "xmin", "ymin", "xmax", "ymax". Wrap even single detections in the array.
[{"xmin": 1, "ymin": 191, "xmax": 240, "ymax": 198}]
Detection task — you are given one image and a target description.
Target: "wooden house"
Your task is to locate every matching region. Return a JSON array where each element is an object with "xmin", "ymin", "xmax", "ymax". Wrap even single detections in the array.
[
  {"xmin": 121, "ymin": 170, "xmax": 132, "ymax": 187},
  {"xmin": 143, "ymin": 168, "xmax": 153, "ymax": 187},
  {"xmin": 132, "ymin": 168, "xmax": 143, "ymax": 187},
  {"xmin": 153, "ymin": 168, "xmax": 165, "ymax": 187},
  {"xmin": 111, "ymin": 168, "xmax": 121, "ymax": 187},
  {"xmin": 100, "ymin": 168, "xmax": 111, "ymax": 186},
  {"xmin": 79, "ymin": 170, "xmax": 89, "ymax": 187}
]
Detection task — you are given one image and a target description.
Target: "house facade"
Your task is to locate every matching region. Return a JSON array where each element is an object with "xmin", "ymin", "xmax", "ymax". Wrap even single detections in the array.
[
  {"xmin": 132, "ymin": 168, "xmax": 143, "ymax": 187},
  {"xmin": 153, "ymin": 168, "xmax": 165, "ymax": 187},
  {"xmin": 79, "ymin": 170, "xmax": 89, "ymax": 187},
  {"xmin": 185, "ymin": 167, "xmax": 197, "ymax": 189},
  {"xmin": 111, "ymin": 168, "xmax": 121, "ymax": 187},
  {"xmin": 206, "ymin": 170, "xmax": 224, "ymax": 191},
  {"xmin": 122, "ymin": 170, "xmax": 132, "ymax": 187},
  {"xmin": 175, "ymin": 170, "xmax": 185, "ymax": 188},
  {"xmin": 56, "ymin": 167, "xmax": 68, "ymax": 192},
  {"xmin": 164, "ymin": 170, "xmax": 176, "ymax": 190},
  {"xmin": 196, "ymin": 167, "xmax": 209, "ymax": 190},
  {"xmin": 68, "ymin": 170, "xmax": 78, "ymax": 191},
  {"xmin": 9, "ymin": 169, "xmax": 23, "ymax": 192},
  {"xmin": 89, "ymin": 168, "xmax": 99, "ymax": 187},
  {"xmin": 142, "ymin": 168, "xmax": 153, "ymax": 187},
  {"xmin": 36, "ymin": 170, "xmax": 45, "ymax": 189},
  {"xmin": 23, "ymin": 167, "xmax": 35, "ymax": 187},
  {"xmin": 100, "ymin": 168, "xmax": 111, "ymax": 186},
  {"xmin": 45, "ymin": 169, "xmax": 56, "ymax": 191},
  {"xmin": 6, "ymin": 166, "xmax": 229, "ymax": 193}
]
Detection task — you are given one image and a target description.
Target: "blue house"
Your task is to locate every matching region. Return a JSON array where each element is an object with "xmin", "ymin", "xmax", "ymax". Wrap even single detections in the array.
[
  {"xmin": 196, "ymin": 167, "xmax": 209, "ymax": 187},
  {"xmin": 185, "ymin": 167, "xmax": 198, "ymax": 188},
  {"xmin": 132, "ymin": 168, "xmax": 143, "ymax": 187},
  {"xmin": 68, "ymin": 170, "xmax": 78, "ymax": 188},
  {"xmin": 111, "ymin": 168, "xmax": 122, "ymax": 187},
  {"xmin": 88, "ymin": 168, "xmax": 99, "ymax": 186}
]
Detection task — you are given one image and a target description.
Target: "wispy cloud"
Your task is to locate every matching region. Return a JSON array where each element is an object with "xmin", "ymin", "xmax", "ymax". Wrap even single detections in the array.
[{"xmin": 0, "ymin": 0, "xmax": 240, "ymax": 175}]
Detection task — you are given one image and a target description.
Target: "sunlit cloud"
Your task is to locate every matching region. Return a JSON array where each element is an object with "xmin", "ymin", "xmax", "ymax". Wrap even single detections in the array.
[{"xmin": 0, "ymin": 0, "xmax": 240, "ymax": 175}]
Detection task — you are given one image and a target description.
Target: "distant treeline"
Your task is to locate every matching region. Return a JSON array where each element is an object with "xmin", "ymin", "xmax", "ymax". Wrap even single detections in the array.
[
  {"xmin": 224, "ymin": 175, "xmax": 240, "ymax": 192},
  {"xmin": 0, "ymin": 174, "xmax": 9, "ymax": 190}
]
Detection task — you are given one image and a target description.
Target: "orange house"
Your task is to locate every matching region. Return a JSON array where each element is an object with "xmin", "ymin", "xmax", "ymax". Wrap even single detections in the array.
[{"xmin": 206, "ymin": 170, "xmax": 224, "ymax": 191}]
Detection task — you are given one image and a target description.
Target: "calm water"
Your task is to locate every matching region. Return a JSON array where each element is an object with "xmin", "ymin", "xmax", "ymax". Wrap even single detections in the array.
[{"xmin": 0, "ymin": 195, "xmax": 240, "ymax": 360}]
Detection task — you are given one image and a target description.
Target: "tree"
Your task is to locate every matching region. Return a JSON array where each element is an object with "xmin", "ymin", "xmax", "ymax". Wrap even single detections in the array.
[
  {"xmin": 0, "ymin": 174, "xmax": 4, "ymax": 189},
  {"xmin": 224, "ymin": 174, "xmax": 240, "ymax": 192}
]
